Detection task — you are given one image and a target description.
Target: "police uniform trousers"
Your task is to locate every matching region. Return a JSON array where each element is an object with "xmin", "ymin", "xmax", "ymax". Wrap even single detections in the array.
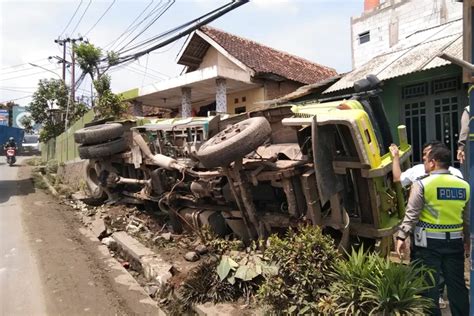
[{"xmin": 411, "ymin": 237, "xmax": 469, "ymax": 316}]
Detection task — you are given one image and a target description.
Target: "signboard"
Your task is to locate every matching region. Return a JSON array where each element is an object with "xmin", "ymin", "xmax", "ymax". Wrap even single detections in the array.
[
  {"xmin": 13, "ymin": 106, "xmax": 27, "ymax": 128},
  {"xmin": 0, "ymin": 109, "xmax": 8, "ymax": 126}
]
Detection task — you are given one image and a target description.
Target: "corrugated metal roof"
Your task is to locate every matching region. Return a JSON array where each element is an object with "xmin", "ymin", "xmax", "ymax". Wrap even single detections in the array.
[{"xmin": 325, "ymin": 19, "xmax": 462, "ymax": 93}]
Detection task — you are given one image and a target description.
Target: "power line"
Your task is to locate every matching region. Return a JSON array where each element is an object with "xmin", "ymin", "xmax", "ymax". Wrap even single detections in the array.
[
  {"xmin": 0, "ymin": 87, "xmax": 35, "ymax": 93},
  {"xmin": 110, "ymin": 0, "xmax": 166, "ymax": 52},
  {"xmin": 59, "ymin": 0, "xmax": 83, "ymax": 37},
  {"xmin": 69, "ymin": 0, "xmax": 92, "ymax": 36},
  {"xmin": 2, "ymin": 62, "xmax": 52, "ymax": 76},
  {"xmin": 1, "ymin": 58, "xmax": 46, "ymax": 71},
  {"xmin": 133, "ymin": 60, "xmax": 171, "ymax": 78},
  {"xmin": 0, "ymin": 68, "xmax": 62, "ymax": 81},
  {"xmin": 116, "ymin": 1, "xmax": 229, "ymax": 56},
  {"xmin": 84, "ymin": 0, "xmax": 116, "ymax": 36},
  {"xmin": 0, "ymin": 95, "xmax": 33, "ymax": 104},
  {"xmin": 117, "ymin": 0, "xmax": 174, "ymax": 53},
  {"xmin": 115, "ymin": 0, "xmax": 248, "ymax": 65},
  {"xmin": 103, "ymin": 0, "xmax": 155, "ymax": 50}
]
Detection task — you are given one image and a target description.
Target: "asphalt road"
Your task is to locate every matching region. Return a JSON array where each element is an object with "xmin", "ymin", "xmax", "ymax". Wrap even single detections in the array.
[
  {"xmin": 0, "ymin": 157, "xmax": 46, "ymax": 315},
  {"xmin": 0, "ymin": 158, "xmax": 160, "ymax": 315}
]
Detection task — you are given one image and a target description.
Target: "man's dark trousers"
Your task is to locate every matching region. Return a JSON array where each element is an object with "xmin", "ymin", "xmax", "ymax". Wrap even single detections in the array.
[{"xmin": 411, "ymin": 238, "xmax": 469, "ymax": 316}]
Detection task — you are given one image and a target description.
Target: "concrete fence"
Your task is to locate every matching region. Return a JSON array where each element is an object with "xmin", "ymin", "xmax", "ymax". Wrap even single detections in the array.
[{"xmin": 40, "ymin": 110, "xmax": 94, "ymax": 163}]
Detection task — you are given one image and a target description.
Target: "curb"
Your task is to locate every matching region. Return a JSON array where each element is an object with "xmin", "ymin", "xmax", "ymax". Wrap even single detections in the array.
[{"xmin": 38, "ymin": 172, "xmax": 59, "ymax": 197}]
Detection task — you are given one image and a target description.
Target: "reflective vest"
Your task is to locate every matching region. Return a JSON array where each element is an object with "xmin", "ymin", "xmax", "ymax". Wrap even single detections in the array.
[{"xmin": 418, "ymin": 173, "xmax": 470, "ymax": 232}]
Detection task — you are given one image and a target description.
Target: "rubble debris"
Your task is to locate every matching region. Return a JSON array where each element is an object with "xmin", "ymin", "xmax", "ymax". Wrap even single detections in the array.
[
  {"xmin": 101, "ymin": 237, "xmax": 116, "ymax": 248},
  {"xmin": 122, "ymin": 261, "xmax": 130, "ymax": 269},
  {"xmin": 195, "ymin": 244, "xmax": 208, "ymax": 255},
  {"xmin": 144, "ymin": 285, "xmax": 159, "ymax": 298},
  {"xmin": 184, "ymin": 251, "xmax": 200, "ymax": 262}
]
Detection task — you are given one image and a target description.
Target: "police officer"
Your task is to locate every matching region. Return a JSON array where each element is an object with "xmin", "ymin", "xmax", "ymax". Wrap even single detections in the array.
[{"xmin": 396, "ymin": 145, "xmax": 470, "ymax": 316}]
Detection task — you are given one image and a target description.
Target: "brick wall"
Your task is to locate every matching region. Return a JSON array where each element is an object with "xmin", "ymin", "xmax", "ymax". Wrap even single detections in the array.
[{"xmin": 351, "ymin": 0, "xmax": 462, "ymax": 68}]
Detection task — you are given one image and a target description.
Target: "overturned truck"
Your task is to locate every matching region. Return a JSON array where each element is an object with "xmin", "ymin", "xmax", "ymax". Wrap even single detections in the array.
[{"xmin": 75, "ymin": 78, "xmax": 411, "ymax": 253}]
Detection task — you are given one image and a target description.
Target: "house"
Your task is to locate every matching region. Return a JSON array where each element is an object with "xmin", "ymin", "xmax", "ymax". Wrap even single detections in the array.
[
  {"xmin": 323, "ymin": 0, "xmax": 466, "ymax": 167},
  {"xmin": 123, "ymin": 25, "xmax": 337, "ymax": 118}
]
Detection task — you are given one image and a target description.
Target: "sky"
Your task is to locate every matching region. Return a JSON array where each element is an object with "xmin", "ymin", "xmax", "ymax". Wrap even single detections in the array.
[{"xmin": 0, "ymin": 0, "xmax": 363, "ymax": 107}]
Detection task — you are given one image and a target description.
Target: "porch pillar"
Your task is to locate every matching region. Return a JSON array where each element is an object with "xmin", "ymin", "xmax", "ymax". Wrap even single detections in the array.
[
  {"xmin": 215, "ymin": 78, "xmax": 227, "ymax": 113},
  {"xmin": 181, "ymin": 87, "xmax": 192, "ymax": 118},
  {"xmin": 132, "ymin": 101, "xmax": 143, "ymax": 116}
]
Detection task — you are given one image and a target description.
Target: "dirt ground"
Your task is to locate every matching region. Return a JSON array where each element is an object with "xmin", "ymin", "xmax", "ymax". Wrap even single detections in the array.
[{"xmin": 17, "ymin": 166, "xmax": 159, "ymax": 315}]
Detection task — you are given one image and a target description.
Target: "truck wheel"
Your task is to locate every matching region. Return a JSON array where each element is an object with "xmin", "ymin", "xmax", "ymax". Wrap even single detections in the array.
[
  {"xmin": 82, "ymin": 161, "xmax": 107, "ymax": 206},
  {"xmin": 196, "ymin": 117, "xmax": 271, "ymax": 168},
  {"xmin": 78, "ymin": 137, "xmax": 128, "ymax": 159},
  {"xmin": 74, "ymin": 123, "xmax": 124, "ymax": 145}
]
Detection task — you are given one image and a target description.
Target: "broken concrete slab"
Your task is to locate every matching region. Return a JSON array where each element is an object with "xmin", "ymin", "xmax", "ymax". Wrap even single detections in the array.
[
  {"xmin": 90, "ymin": 218, "xmax": 107, "ymax": 239},
  {"xmin": 112, "ymin": 231, "xmax": 155, "ymax": 262}
]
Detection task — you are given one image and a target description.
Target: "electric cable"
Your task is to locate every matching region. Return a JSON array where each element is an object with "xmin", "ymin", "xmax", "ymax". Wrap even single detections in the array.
[
  {"xmin": 110, "ymin": 0, "xmax": 166, "ymax": 52},
  {"xmin": 116, "ymin": 0, "xmax": 174, "ymax": 53},
  {"xmin": 84, "ymin": 0, "xmax": 116, "ymax": 36},
  {"xmin": 69, "ymin": 0, "xmax": 92, "ymax": 36},
  {"xmin": 102, "ymin": 0, "xmax": 154, "ymax": 50},
  {"xmin": 1, "ymin": 58, "xmax": 47, "ymax": 70},
  {"xmin": 59, "ymin": 0, "xmax": 83, "ymax": 37},
  {"xmin": 115, "ymin": 0, "xmax": 233, "ymax": 59}
]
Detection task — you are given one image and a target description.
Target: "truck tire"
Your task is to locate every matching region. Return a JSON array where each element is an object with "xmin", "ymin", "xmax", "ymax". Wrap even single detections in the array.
[
  {"xmin": 196, "ymin": 117, "xmax": 271, "ymax": 168},
  {"xmin": 74, "ymin": 123, "xmax": 124, "ymax": 145},
  {"xmin": 82, "ymin": 160, "xmax": 107, "ymax": 206},
  {"xmin": 78, "ymin": 137, "xmax": 128, "ymax": 159}
]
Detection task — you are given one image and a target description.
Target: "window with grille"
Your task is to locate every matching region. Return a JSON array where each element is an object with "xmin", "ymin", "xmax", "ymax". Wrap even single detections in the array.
[
  {"xmin": 402, "ymin": 82, "xmax": 428, "ymax": 99},
  {"xmin": 404, "ymin": 101, "xmax": 427, "ymax": 164},
  {"xmin": 432, "ymin": 77, "xmax": 459, "ymax": 94}
]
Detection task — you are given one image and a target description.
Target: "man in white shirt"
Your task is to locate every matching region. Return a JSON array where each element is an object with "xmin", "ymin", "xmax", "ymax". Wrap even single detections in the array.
[
  {"xmin": 390, "ymin": 141, "xmax": 463, "ymax": 189},
  {"xmin": 390, "ymin": 140, "xmax": 463, "ymax": 310}
]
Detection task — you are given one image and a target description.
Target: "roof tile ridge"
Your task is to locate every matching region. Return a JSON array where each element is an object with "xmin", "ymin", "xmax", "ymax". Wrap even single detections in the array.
[{"xmin": 199, "ymin": 25, "xmax": 337, "ymax": 73}]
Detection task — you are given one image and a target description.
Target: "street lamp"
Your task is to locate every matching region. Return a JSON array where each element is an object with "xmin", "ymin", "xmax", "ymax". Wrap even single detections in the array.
[{"xmin": 28, "ymin": 63, "xmax": 63, "ymax": 80}]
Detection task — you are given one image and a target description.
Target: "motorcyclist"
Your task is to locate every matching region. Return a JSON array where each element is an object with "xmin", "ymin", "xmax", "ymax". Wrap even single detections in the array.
[{"xmin": 4, "ymin": 137, "xmax": 17, "ymax": 150}]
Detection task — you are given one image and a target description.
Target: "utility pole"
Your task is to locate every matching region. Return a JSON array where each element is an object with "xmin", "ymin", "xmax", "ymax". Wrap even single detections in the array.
[
  {"xmin": 63, "ymin": 37, "xmax": 83, "ymax": 132},
  {"xmin": 54, "ymin": 38, "xmax": 70, "ymax": 81}
]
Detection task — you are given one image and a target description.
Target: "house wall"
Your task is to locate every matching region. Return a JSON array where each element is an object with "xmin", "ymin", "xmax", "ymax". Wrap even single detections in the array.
[
  {"xmin": 351, "ymin": 0, "xmax": 462, "ymax": 68},
  {"xmin": 199, "ymin": 46, "xmax": 244, "ymax": 73},
  {"xmin": 226, "ymin": 87, "xmax": 265, "ymax": 113},
  {"xmin": 381, "ymin": 64, "xmax": 465, "ymax": 166}
]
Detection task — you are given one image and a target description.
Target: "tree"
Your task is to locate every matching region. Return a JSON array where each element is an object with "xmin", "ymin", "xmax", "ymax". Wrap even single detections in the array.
[
  {"xmin": 74, "ymin": 42, "xmax": 127, "ymax": 119},
  {"xmin": 28, "ymin": 79, "xmax": 87, "ymax": 142},
  {"xmin": 20, "ymin": 115, "xmax": 34, "ymax": 134}
]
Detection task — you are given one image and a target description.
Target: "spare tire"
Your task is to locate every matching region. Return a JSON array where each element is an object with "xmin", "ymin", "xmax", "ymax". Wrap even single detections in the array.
[
  {"xmin": 196, "ymin": 117, "xmax": 271, "ymax": 168},
  {"xmin": 74, "ymin": 123, "xmax": 124, "ymax": 145},
  {"xmin": 78, "ymin": 137, "xmax": 128, "ymax": 159}
]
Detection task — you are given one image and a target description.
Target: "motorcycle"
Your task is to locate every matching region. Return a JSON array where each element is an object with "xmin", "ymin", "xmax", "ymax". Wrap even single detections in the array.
[{"xmin": 5, "ymin": 147, "xmax": 16, "ymax": 166}]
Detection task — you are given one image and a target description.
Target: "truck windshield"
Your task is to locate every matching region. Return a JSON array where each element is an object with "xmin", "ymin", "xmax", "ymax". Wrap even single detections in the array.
[{"xmin": 24, "ymin": 135, "xmax": 39, "ymax": 143}]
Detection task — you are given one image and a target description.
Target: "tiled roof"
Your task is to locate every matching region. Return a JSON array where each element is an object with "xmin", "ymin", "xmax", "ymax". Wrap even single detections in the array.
[
  {"xmin": 325, "ymin": 19, "xmax": 462, "ymax": 93},
  {"xmin": 199, "ymin": 26, "xmax": 337, "ymax": 85}
]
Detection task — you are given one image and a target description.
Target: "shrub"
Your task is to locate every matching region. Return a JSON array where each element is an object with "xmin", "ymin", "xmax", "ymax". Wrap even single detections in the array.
[
  {"xmin": 257, "ymin": 225, "xmax": 339, "ymax": 314},
  {"xmin": 324, "ymin": 247, "xmax": 434, "ymax": 315}
]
